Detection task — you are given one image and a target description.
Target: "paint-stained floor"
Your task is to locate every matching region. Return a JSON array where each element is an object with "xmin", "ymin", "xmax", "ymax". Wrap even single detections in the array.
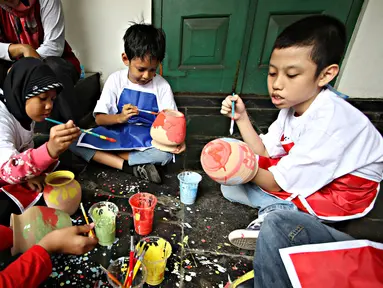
[{"xmin": 6, "ymin": 162, "xmax": 256, "ymax": 288}]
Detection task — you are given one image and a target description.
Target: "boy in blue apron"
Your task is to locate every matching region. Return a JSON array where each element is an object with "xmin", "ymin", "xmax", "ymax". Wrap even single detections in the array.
[{"xmin": 71, "ymin": 24, "xmax": 185, "ymax": 183}]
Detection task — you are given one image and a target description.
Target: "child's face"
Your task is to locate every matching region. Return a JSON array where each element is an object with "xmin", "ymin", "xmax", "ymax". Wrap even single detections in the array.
[
  {"xmin": 122, "ymin": 54, "xmax": 159, "ymax": 85},
  {"xmin": 267, "ymin": 46, "xmax": 322, "ymax": 115},
  {"xmin": 25, "ymin": 90, "xmax": 56, "ymax": 122}
]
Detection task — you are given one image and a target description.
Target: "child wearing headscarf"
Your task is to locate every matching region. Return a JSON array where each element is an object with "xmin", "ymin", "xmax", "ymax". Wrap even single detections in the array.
[{"xmin": 0, "ymin": 57, "xmax": 81, "ymax": 226}]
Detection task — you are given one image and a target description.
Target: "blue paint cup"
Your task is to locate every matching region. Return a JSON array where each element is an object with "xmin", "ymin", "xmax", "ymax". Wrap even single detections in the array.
[{"xmin": 177, "ymin": 171, "xmax": 202, "ymax": 205}]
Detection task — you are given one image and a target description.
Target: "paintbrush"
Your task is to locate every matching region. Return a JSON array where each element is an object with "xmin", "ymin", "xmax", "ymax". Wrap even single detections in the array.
[
  {"xmin": 137, "ymin": 108, "xmax": 159, "ymax": 115},
  {"xmin": 45, "ymin": 117, "xmax": 117, "ymax": 143},
  {"xmin": 132, "ymin": 244, "xmax": 149, "ymax": 280},
  {"xmin": 123, "ymin": 223, "xmax": 135, "ymax": 288},
  {"xmin": 79, "ymin": 203, "xmax": 95, "ymax": 238},
  {"xmin": 99, "ymin": 264, "xmax": 123, "ymax": 287},
  {"xmin": 230, "ymin": 93, "xmax": 235, "ymax": 135}
]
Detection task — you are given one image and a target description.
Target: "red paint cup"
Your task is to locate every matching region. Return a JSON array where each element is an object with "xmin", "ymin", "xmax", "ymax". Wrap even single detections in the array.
[{"xmin": 129, "ymin": 193, "xmax": 158, "ymax": 235}]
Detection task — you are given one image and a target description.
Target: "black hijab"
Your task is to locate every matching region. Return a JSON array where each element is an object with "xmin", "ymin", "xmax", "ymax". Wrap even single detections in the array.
[{"xmin": 1, "ymin": 57, "xmax": 63, "ymax": 130}]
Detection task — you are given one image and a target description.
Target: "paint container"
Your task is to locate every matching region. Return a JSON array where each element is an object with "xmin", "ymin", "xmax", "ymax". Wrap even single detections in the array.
[
  {"xmin": 136, "ymin": 236, "xmax": 172, "ymax": 286},
  {"xmin": 107, "ymin": 256, "xmax": 147, "ymax": 288},
  {"xmin": 88, "ymin": 201, "xmax": 118, "ymax": 246},
  {"xmin": 177, "ymin": 171, "xmax": 202, "ymax": 205},
  {"xmin": 129, "ymin": 193, "xmax": 157, "ymax": 235}
]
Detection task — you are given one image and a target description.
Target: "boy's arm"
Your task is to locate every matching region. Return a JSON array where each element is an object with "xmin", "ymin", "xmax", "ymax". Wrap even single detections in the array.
[
  {"xmin": 236, "ymin": 113, "xmax": 269, "ymax": 157},
  {"xmin": 95, "ymin": 113, "xmax": 122, "ymax": 126},
  {"xmin": 251, "ymin": 168, "xmax": 282, "ymax": 191},
  {"xmin": 0, "ymin": 245, "xmax": 52, "ymax": 288}
]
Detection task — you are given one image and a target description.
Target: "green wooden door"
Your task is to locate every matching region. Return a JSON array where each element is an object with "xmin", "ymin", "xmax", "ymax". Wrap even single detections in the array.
[
  {"xmin": 157, "ymin": 0, "xmax": 252, "ymax": 93},
  {"xmin": 155, "ymin": 0, "xmax": 363, "ymax": 94}
]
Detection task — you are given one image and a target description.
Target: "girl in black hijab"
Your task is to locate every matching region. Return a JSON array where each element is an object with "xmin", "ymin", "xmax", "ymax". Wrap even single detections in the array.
[{"xmin": 0, "ymin": 57, "xmax": 81, "ymax": 225}]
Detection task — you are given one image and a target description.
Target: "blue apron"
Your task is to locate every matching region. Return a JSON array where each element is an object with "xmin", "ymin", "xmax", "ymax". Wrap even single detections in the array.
[{"xmin": 78, "ymin": 88, "xmax": 159, "ymax": 151}]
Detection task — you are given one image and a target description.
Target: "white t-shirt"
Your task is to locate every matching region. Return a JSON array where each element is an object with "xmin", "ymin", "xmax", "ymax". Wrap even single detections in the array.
[
  {"xmin": 0, "ymin": 101, "xmax": 35, "ymax": 166},
  {"xmin": 93, "ymin": 69, "xmax": 177, "ymax": 116},
  {"xmin": 261, "ymin": 88, "xmax": 383, "ymax": 194}
]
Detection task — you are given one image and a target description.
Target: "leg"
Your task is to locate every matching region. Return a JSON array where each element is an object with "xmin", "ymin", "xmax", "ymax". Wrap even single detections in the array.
[
  {"xmin": 223, "ymin": 183, "xmax": 297, "ymax": 250},
  {"xmin": 43, "ymin": 57, "xmax": 80, "ymax": 131},
  {"xmin": 221, "ymin": 183, "xmax": 296, "ymax": 215},
  {"xmin": 127, "ymin": 148, "xmax": 173, "ymax": 166},
  {"xmin": 254, "ymin": 210, "xmax": 353, "ymax": 288}
]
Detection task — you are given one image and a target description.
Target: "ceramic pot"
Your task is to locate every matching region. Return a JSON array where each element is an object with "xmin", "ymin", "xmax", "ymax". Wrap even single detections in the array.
[
  {"xmin": 10, "ymin": 206, "xmax": 72, "ymax": 255},
  {"xmin": 200, "ymin": 138, "xmax": 258, "ymax": 185},
  {"xmin": 150, "ymin": 109, "xmax": 186, "ymax": 152},
  {"xmin": 43, "ymin": 171, "xmax": 82, "ymax": 215}
]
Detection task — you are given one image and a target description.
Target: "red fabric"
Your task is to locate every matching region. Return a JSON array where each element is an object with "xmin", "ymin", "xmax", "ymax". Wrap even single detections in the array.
[
  {"xmin": 0, "ymin": 245, "xmax": 52, "ymax": 288},
  {"xmin": 0, "ymin": 226, "xmax": 13, "ymax": 251},
  {"xmin": 289, "ymin": 246, "xmax": 383, "ymax": 288},
  {"xmin": 0, "ymin": 1, "xmax": 80, "ymax": 74},
  {"xmin": 258, "ymin": 155, "xmax": 379, "ymax": 218}
]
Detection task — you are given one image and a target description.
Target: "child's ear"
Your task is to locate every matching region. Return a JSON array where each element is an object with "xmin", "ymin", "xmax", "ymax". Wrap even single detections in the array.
[
  {"xmin": 121, "ymin": 53, "xmax": 130, "ymax": 66},
  {"xmin": 318, "ymin": 64, "xmax": 339, "ymax": 87}
]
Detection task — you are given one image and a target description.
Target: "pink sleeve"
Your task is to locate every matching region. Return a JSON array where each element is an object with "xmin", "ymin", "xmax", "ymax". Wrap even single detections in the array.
[{"xmin": 0, "ymin": 143, "xmax": 58, "ymax": 184}]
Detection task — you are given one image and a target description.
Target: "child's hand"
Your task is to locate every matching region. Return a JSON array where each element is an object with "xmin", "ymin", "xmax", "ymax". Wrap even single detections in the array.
[
  {"xmin": 38, "ymin": 224, "xmax": 98, "ymax": 255},
  {"xmin": 26, "ymin": 175, "xmax": 46, "ymax": 192},
  {"xmin": 220, "ymin": 94, "xmax": 246, "ymax": 120},
  {"xmin": 47, "ymin": 120, "xmax": 81, "ymax": 158},
  {"xmin": 118, "ymin": 104, "xmax": 139, "ymax": 123},
  {"xmin": 174, "ymin": 142, "xmax": 186, "ymax": 154}
]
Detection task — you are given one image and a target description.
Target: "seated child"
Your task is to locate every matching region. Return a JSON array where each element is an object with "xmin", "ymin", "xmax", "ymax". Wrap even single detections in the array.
[
  {"xmin": 71, "ymin": 24, "xmax": 185, "ymax": 184},
  {"xmin": 0, "ymin": 57, "xmax": 81, "ymax": 226},
  {"xmin": 0, "ymin": 223, "xmax": 97, "ymax": 287},
  {"xmin": 219, "ymin": 15, "xmax": 383, "ymax": 250}
]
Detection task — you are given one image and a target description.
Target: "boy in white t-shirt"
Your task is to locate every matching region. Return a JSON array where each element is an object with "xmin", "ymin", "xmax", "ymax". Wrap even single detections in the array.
[
  {"xmin": 70, "ymin": 24, "xmax": 185, "ymax": 183},
  {"xmin": 219, "ymin": 15, "xmax": 383, "ymax": 250}
]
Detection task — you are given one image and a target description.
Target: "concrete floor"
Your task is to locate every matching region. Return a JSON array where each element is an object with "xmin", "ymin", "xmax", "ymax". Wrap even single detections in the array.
[{"xmin": 38, "ymin": 163, "xmax": 256, "ymax": 288}]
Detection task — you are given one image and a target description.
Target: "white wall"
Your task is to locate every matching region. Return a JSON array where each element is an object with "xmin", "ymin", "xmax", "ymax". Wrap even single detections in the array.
[
  {"xmin": 336, "ymin": 0, "xmax": 383, "ymax": 98},
  {"xmin": 62, "ymin": 0, "xmax": 151, "ymax": 84}
]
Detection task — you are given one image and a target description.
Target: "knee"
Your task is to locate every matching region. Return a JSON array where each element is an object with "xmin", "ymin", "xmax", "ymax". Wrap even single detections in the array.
[
  {"xmin": 220, "ymin": 185, "xmax": 236, "ymax": 201},
  {"xmin": 150, "ymin": 149, "xmax": 173, "ymax": 166}
]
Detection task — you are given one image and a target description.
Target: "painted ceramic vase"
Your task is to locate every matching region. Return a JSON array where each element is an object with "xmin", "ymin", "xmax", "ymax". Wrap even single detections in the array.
[
  {"xmin": 150, "ymin": 109, "xmax": 186, "ymax": 152},
  {"xmin": 10, "ymin": 206, "xmax": 72, "ymax": 255},
  {"xmin": 200, "ymin": 138, "xmax": 258, "ymax": 185},
  {"xmin": 43, "ymin": 171, "xmax": 82, "ymax": 216}
]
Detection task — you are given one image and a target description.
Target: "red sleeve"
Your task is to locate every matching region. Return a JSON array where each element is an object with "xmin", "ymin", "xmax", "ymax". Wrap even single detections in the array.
[
  {"xmin": 0, "ymin": 226, "xmax": 13, "ymax": 251},
  {"xmin": 0, "ymin": 245, "xmax": 52, "ymax": 288},
  {"xmin": 0, "ymin": 143, "xmax": 57, "ymax": 185}
]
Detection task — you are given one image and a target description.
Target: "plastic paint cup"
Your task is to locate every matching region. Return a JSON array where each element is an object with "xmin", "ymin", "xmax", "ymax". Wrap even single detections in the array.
[
  {"xmin": 177, "ymin": 171, "xmax": 202, "ymax": 205},
  {"xmin": 129, "ymin": 193, "xmax": 157, "ymax": 236},
  {"xmin": 136, "ymin": 236, "xmax": 172, "ymax": 286},
  {"xmin": 107, "ymin": 256, "xmax": 147, "ymax": 288},
  {"xmin": 88, "ymin": 201, "xmax": 118, "ymax": 246}
]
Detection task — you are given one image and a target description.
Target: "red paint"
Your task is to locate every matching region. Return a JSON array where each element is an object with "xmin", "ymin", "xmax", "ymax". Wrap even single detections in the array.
[
  {"xmin": 152, "ymin": 110, "xmax": 186, "ymax": 143},
  {"xmin": 201, "ymin": 140, "xmax": 231, "ymax": 171},
  {"xmin": 40, "ymin": 207, "xmax": 58, "ymax": 227}
]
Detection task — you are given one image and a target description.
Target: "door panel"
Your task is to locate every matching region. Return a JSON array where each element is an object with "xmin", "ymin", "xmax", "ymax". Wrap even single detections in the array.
[
  {"xmin": 241, "ymin": 0, "xmax": 355, "ymax": 95},
  {"xmin": 162, "ymin": 0, "xmax": 250, "ymax": 93}
]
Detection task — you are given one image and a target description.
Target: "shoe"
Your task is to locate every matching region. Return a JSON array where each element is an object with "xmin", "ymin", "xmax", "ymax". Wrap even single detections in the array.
[
  {"xmin": 133, "ymin": 164, "xmax": 161, "ymax": 184},
  {"xmin": 228, "ymin": 218, "xmax": 262, "ymax": 250}
]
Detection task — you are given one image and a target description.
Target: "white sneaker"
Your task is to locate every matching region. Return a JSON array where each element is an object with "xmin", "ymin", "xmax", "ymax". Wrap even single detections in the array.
[{"xmin": 228, "ymin": 218, "xmax": 262, "ymax": 250}]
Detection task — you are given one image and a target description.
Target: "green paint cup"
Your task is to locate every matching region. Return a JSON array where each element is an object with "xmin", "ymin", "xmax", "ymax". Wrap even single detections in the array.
[{"xmin": 88, "ymin": 201, "xmax": 119, "ymax": 246}]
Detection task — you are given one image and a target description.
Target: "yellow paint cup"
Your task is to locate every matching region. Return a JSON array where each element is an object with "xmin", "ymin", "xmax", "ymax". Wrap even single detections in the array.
[{"xmin": 136, "ymin": 236, "xmax": 172, "ymax": 286}]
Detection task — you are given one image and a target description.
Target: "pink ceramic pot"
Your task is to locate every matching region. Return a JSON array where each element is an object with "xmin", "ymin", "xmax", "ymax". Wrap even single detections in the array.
[
  {"xmin": 43, "ymin": 171, "xmax": 82, "ymax": 215},
  {"xmin": 150, "ymin": 109, "xmax": 186, "ymax": 152},
  {"xmin": 200, "ymin": 138, "xmax": 258, "ymax": 185},
  {"xmin": 10, "ymin": 206, "xmax": 72, "ymax": 255}
]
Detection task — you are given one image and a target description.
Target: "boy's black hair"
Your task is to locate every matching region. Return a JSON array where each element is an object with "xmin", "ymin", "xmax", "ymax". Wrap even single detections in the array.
[
  {"xmin": 273, "ymin": 15, "xmax": 346, "ymax": 77},
  {"xmin": 123, "ymin": 23, "xmax": 166, "ymax": 62}
]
